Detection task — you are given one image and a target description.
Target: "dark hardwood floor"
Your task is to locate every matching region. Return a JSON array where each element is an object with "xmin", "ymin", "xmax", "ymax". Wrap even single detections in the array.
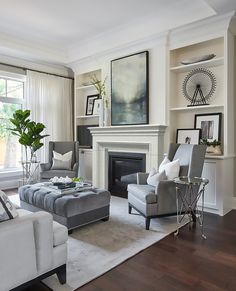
[
  {"xmin": 5, "ymin": 189, "xmax": 236, "ymax": 290},
  {"xmin": 77, "ymin": 210, "xmax": 236, "ymax": 291}
]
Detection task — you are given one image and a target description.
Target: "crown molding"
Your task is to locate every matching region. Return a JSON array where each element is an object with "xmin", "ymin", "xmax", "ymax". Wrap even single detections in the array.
[
  {"xmin": 0, "ymin": 31, "xmax": 68, "ymax": 65},
  {"xmin": 168, "ymin": 11, "xmax": 235, "ymax": 50},
  {"xmin": 68, "ymin": 31, "xmax": 169, "ymax": 72}
]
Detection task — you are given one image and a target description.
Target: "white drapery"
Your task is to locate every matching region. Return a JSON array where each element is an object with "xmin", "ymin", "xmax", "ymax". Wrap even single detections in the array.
[{"xmin": 26, "ymin": 70, "xmax": 73, "ymax": 163}]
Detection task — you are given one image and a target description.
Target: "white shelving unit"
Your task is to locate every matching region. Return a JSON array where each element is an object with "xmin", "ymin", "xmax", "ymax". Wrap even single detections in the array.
[
  {"xmin": 168, "ymin": 37, "xmax": 225, "ymax": 148},
  {"xmin": 168, "ymin": 31, "xmax": 236, "ymax": 215},
  {"xmin": 74, "ymin": 69, "xmax": 102, "ymax": 182},
  {"xmin": 170, "ymin": 56, "xmax": 224, "ymax": 73},
  {"xmin": 74, "ymin": 69, "xmax": 101, "ymax": 139}
]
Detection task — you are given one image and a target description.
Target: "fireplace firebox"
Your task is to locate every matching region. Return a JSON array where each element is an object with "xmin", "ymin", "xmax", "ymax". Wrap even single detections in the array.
[{"xmin": 108, "ymin": 152, "xmax": 146, "ymax": 198}]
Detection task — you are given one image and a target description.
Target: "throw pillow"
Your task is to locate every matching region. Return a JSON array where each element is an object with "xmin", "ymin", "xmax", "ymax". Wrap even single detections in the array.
[
  {"xmin": 53, "ymin": 150, "xmax": 73, "ymax": 161},
  {"xmin": 147, "ymin": 168, "xmax": 167, "ymax": 187},
  {"xmin": 51, "ymin": 150, "xmax": 73, "ymax": 170},
  {"xmin": 0, "ymin": 190, "xmax": 18, "ymax": 222},
  {"xmin": 51, "ymin": 158, "xmax": 72, "ymax": 170},
  {"xmin": 159, "ymin": 157, "xmax": 180, "ymax": 180}
]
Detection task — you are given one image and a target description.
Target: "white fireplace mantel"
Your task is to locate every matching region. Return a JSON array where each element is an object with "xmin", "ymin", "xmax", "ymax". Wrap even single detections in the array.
[{"xmin": 90, "ymin": 124, "xmax": 167, "ymax": 189}]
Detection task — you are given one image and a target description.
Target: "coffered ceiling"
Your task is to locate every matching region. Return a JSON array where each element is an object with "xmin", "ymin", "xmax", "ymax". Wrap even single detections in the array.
[{"xmin": 0, "ymin": 0, "xmax": 235, "ymax": 65}]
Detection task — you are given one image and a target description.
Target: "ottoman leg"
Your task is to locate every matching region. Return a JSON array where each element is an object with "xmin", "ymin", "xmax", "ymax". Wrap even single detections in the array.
[
  {"xmin": 68, "ymin": 229, "xmax": 73, "ymax": 235},
  {"xmin": 101, "ymin": 216, "xmax": 109, "ymax": 222}
]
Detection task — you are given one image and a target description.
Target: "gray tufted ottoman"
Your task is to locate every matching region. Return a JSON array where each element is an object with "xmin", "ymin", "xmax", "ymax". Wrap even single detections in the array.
[{"xmin": 19, "ymin": 183, "xmax": 111, "ymax": 232}]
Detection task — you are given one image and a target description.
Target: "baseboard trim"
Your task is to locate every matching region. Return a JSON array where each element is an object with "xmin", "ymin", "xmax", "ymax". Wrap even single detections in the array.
[
  {"xmin": 232, "ymin": 197, "xmax": 236, "ymax": 209},
  {"xmin": 0, "ymin": 179, "xmax": 19, "ymax": 190}
]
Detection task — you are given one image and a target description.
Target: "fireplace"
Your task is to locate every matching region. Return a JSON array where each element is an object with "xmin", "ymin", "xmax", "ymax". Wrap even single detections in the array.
[
  {"xmin": 108, "ymin": 152, "xmax": 146, "ymax": 198},
  {"xmin": 89, "ymin": 124, "xmax": 167, "ymax": 189}
]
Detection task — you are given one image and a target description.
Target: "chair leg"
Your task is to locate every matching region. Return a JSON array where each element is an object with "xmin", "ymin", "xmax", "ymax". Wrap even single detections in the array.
[
  {"xmin": 145, "ymin": 218, "xmax": 151, "ymax": 230},
  {"xmin": 128, "ymin": 204, "xmax": 132, "ymax": 214},
  {"xmin": 56, "ymin": 264, "xmax": 66, "ymax": 285}
]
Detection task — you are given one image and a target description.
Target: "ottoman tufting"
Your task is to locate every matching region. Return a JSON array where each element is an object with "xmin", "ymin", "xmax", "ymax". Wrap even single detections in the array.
[{"xmin": 19, "ymin": 183, "xmax": 111, "ymax": 232}]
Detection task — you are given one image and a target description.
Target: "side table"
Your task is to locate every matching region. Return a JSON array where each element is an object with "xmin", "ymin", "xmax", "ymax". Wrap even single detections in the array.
[
  {"xmin": 20, "ymin": 160, "xmax": 40, "ymax": 185},
  {"xmin": 173, "ymin": 176, "xmax": 209, "ymax": 239}
]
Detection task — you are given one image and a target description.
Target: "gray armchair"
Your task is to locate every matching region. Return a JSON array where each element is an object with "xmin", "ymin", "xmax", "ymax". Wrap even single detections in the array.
[
  {"xmin": 40, "ymin": 141, "xmax": 79, "ymax": 181},
  {"xmin": 127, "ymin": 144, "xmax": 207, "ymax": 230}
]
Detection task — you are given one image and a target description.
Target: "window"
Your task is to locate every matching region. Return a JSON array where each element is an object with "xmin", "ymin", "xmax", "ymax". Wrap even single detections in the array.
[{"xmin": 0, "ymin": 73, "xmax": 25, "ymax": 172}]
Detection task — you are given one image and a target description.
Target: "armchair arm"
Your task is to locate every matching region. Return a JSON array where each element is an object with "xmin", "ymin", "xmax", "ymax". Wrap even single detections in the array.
[
  {"xmin": 73, "ymin": 162, "xmax": 79, "ymax": 175},
  {"xmin": 137, "ymin": 172, "xmax": 149, "ymax": 185},
  {"xmin": 154, "ymin": 180, "xmax": 177, "ymax": 215},
  {"xmin": 40, "ymin": 162, "xmax": 51, "ymax": 171}
]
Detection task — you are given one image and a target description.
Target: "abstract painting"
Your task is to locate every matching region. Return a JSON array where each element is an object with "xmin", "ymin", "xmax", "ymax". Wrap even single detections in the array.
[{"xmin": 111, "ymin": 51, "xmax": 149, "ymax": 125}]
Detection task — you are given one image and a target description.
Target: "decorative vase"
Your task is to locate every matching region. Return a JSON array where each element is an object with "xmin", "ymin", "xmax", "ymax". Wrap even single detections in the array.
[
  {"xmin": 99, "ymin": 100, "xmax": 104, "ymax": 127},
  {"xmin": 206, "ymin": 145, "xmax": 222, "ymax": 155},
  {"xmin": 103, "ymin": 106, "xmax": 109, "ymax": 127}
]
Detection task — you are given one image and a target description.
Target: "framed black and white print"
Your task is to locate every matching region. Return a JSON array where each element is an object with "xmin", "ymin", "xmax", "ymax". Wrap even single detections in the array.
[
  {"xmin": 194, "ymin": 113, "xmax": 222, "ymax": 142},
  {"xmin": 85, "ymin": 94, "xmax": 99, "ymax": 115},
  {"xmin": 111, "ymin": 51, "xmax": 149, "ymax": 125},
  {"xmin": 176, "ymin": 128, "xmax": 201, "ymax": 145},
  {"xmin": 93, "ymin": 99, "xmax": 102, "ymax": 115}
]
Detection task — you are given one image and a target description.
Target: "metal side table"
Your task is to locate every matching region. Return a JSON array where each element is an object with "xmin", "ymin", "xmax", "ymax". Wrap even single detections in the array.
[{"xmin": 173, "ymin": 176, "xmax": 209, "ymax": 239}]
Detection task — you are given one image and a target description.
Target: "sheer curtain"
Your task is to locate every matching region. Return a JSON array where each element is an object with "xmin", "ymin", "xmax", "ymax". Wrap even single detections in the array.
[{"xmin": 26, "ymin": 70, "xmax": 73, "ymax": 163}]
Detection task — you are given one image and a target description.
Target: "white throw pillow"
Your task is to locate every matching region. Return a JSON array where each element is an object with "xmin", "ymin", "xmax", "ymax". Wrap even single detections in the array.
[
  {"xmin": 0, "ymin": 190, "xmax": 18, "ymax": 222},
  {"xmin": 53, "ymin": 150, "xmax": 72, "ymax": 161},
  {"xmin": 159, "ymin": 157, "xmax": 180, "ymax": 180},
  {"xmin": 51, "ymin": 150, "xmax": 73, "ymax": 170},
  {"xmin": 147, "ymin": 168, "xmax": 167, "ymax": 187},
  {"xmin": 51, "ymin": 158, "xmax": 72, "ymax": 170}
]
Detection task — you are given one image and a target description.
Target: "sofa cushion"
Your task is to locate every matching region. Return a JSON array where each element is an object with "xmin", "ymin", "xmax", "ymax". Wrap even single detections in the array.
[
  {"xmin": 53, "ymin": 221, "xmax": 68, "ymax": 247},
  {"xmin": 127, "ymin": 184, "xmax": 156, "ymax": 204},
  {"xmin": 0, "ymin": 190, "xmax": 18, "ymax": 221}
]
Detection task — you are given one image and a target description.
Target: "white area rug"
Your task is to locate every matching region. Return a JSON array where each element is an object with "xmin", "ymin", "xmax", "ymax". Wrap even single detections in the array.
[{"xmin": 11, "ymin": 195, "xmax": 186, "ymax": 290}]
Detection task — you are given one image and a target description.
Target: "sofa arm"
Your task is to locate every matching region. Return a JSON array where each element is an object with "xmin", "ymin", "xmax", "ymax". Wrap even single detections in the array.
[
  {"xmin": 137, "ymin": 172, "xmax": 149, "ymax": 185},
  {"xmin": 0, "ymin": 219, "xmax": 37, "ymax": 290},
  {"xmin": 18, "ymin": 211, "xmax": 54, "ymax": 273},
  {"xmin": 40, "ymin": 162, "xmax": 51, "ymax": 171}
]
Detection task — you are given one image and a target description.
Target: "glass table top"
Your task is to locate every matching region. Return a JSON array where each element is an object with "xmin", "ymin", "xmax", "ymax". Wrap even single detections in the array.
[{"xmin": 173, "ymin": 176, "xmax": 209, "ymax": 186}]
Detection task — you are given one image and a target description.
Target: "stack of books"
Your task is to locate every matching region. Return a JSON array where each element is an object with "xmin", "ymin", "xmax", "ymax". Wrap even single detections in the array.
[{"xmin": 45, "ymin": 182, "xmax": 93, "ymax": 195}]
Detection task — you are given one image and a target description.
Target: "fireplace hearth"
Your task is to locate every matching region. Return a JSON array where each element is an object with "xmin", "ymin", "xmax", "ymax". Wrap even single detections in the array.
[{"xmin": 108, "ymin": 152, "xmax": 146, "ymax": 198}]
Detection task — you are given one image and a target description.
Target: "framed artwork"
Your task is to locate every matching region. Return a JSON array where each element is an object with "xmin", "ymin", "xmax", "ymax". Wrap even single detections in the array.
[
  {"xmin": 111, "ymin": 51, "xmax": 149, "ymax": 125},
  {"xmin": 93, "ymin": 99, "xmax": 102, "ymax": 115},
  {"xmin": 85, "ymin": 94, "xmax": 99, "ymax": 115},
  {"xmin": 176, "ymin": 128, "xmax": 201, "ymax": 145},
  {"xmin": 194, "ymin": 113, "xmax": 222, "ymax": 142}
]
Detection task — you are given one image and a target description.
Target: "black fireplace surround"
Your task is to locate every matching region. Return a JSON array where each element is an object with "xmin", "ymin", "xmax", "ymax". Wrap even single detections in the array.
[{"xmin": 108, "ymin": 152, "xmax": 146, "ymax": 198}]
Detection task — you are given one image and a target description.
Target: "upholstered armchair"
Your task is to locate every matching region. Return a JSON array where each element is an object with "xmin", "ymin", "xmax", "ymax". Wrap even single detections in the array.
[
  {"xmin": 40, "ymin": 141, "xmax": 79, "ymax": 181},
  {"xmin": 128, "ymin": 144, "xmax": 207, "ymax": 230}
]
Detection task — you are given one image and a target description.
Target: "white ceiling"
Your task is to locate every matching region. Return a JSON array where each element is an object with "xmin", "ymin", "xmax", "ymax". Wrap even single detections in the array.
[{"xmin": 0, "ymin": 0, "xmax": 235, "ymax": 65}]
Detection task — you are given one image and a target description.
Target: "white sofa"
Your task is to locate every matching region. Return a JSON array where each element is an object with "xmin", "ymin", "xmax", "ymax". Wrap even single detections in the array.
[{"xmin": 0, "ymin": 208, "xmax": 68, "ymax": 291}]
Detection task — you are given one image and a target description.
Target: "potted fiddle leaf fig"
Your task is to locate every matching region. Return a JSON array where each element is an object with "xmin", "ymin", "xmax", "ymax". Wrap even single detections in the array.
[{"xmin": 9, "ymin": 109, "xmax": 49, "ymax": 182}]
